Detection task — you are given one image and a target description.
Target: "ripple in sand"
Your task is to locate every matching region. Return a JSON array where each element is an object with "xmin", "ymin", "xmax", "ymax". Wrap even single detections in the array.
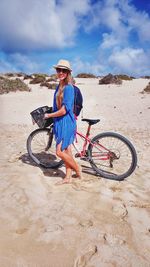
[{"xmin": 128, "ymin": 200, "xmax": 150, "ymax": 209}]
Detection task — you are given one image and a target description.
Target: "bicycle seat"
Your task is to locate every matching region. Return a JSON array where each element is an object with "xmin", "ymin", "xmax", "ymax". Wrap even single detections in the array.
[{"xmin": 82, "ymin": 119, "xmax": 100, "ymax": 125}]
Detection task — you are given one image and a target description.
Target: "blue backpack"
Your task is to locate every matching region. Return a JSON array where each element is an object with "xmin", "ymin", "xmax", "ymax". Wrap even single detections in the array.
[{"xmin": 73, "ymin": 85, "xmax": 83, "ymax": 116}]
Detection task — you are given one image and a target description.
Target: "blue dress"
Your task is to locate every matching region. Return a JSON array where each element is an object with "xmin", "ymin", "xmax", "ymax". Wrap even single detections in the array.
[{"xmin": 53, "ymin": 84, "xmax": 76, "ymax": 151}]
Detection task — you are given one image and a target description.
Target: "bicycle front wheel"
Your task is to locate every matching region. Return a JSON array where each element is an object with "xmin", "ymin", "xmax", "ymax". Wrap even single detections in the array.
[
  {"xmin": 27, "ymin": 127, "xmax": 63, "ymax": 168},
  {"xmin": 88, "ymin": 132, "xmax": 137, "ymax": 180}
]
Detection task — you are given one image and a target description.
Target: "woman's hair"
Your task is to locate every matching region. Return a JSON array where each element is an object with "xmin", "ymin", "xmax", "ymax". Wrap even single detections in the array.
[
  {"xmin": 64, "ymin": 71, "xmax": 72, "ymax": 85},
  {"xmin": 56, "ymin": 71, "xmax": 73, "ymax": 109}
]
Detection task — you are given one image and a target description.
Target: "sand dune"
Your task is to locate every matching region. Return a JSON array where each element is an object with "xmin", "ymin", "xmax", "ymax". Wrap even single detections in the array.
[{"xmin": 0, "ymin": 78, "xmax": 150, "ymax": 267}]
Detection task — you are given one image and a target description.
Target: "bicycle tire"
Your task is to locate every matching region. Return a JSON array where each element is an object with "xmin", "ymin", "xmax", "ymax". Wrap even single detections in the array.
[
  {"xmin": 88, "ymin": 132, "xmax": 137, "ymax": 180},
  {"xmin": 27, "ymin": 127, "xmax": 63, "ymax": 169}
]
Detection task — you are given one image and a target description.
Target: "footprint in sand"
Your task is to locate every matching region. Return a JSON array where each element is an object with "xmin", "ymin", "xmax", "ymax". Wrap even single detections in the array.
[
  {"xmin": 79, "ymin": 220, "xmax": 93, "ymax": 228},
  {"xmin": 71, "ymin": 181, "xmax": 85, "ymax": 191},
  {"xmin": 112, "ymin": 202, "xmax": 128, "ymax": 220},
  {"xmin": 15, "ymin": 228, "xmax": 28, "ymax": 234},
  {"xmin": 74, "ymin": 245, "xmax": 97, "ymax": 267},
  {"xmin": 103, "ymin": 233, "xmax": 126, "ymax": 245},
  {"xmin": 44, "ymin": 224, "xmax": 63, "ymax": 233},
  {"xmin": 71, "ymin": 180, "xmax": 98, "ymax": 193},
  {"xmin": 8, "ymin": 153, "xmax": 22, "ymax": 163}
]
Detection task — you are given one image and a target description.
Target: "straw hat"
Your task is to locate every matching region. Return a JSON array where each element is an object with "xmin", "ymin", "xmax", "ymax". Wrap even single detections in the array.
[{"xmin": 53, "ymin": 59, "xmax": 72, "ymax": 72}]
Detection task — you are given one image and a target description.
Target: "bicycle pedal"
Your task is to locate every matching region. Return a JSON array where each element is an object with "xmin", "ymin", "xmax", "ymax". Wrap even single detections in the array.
[
  {"xmin": 80, "ymin": 157, "xmax": 89, "ymax": 161},
  {"xmin": 75, "ymin": 153, "xmax": 81, "ymax": 158}
]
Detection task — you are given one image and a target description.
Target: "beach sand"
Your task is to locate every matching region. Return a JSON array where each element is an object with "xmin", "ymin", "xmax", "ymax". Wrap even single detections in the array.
[{"xmin": 0, "ymin": 78, "xmax": 150, "ymax": 267}]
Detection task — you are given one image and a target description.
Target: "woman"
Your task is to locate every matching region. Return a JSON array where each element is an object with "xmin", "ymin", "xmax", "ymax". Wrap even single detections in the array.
[{"xmin": 44, "ymin": 59, "xmax": 82, "ymax": 184}]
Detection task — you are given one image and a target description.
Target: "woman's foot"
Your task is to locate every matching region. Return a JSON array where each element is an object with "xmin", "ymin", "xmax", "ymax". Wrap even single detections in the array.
[
  {"xmin": 73, "ymin": 165, "xmax": 82, "ymax": 179},
  {"xmin": 55, "ymin": 177, "xmax": 72, "ymax": 185}
]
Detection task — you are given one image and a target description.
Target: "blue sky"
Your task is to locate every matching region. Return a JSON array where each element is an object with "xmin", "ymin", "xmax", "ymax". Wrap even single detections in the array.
[{"xmin": 0, "ymin": 0, "xmax": 150, "ymax": 76}]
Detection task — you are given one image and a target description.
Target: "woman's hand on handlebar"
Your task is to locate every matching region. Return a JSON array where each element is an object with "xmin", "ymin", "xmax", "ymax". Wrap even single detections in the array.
[{"xmin": 44, "ymin": 113, "xmax": 50, "ymax": 119}]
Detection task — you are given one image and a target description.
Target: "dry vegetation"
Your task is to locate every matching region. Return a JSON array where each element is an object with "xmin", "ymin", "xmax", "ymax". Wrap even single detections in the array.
[
  {"xmin": 29, "ymin": 75, "xmax": 46, "ymax": 84},
  {"xmin": 141, "ymin": 76, "xmax": 150, "ymax": 79},
  {"xmin": 1, "ymin": 72, "xmax": 150, "ymax": 94},
  {"xmin": 98, "ymin": 73, "xmax": 137, "ymax": 85},
  {"xmin": 0, "ymin": 76, "xmax": 30, "ymax": 94},
  {"xmin": 141, "ymin": 82, "xmax": 150, "ymax": 94},
  {"xmin": 29, "ymin": 74, "xmax": 57, "ymax": 88},
  {"xmin": 116, "ymin": 74, "xmax": 135, "ymax": 80},
  {"xmin": 0, "ymin": 73, "xmax": 58, "ymax": 94},
  {"xmin": 99, "ymin": 73, "xmax": 122, "ymax": 85},
  {"xmin": 76, "ymin": 73, "xmax": 97, "ymax": 78},
  {"xmin": 40, "ymin": 82, "xmax": 57, "ymax": 89}
]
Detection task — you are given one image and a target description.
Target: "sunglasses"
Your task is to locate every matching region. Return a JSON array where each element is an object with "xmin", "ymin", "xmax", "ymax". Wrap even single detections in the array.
[{"xmin": 56, "ymin": 68, "xmax": 68, "ymax": 74}]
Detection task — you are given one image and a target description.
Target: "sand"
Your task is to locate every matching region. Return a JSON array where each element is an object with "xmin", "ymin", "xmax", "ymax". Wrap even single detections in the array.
[{"xmin": 0, "ymin": 78, "xmax": 150, "ymax": 267}]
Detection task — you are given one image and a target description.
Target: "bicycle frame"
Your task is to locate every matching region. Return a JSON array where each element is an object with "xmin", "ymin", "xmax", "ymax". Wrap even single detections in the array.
[{"xmin": 75, "ymin": 124, "xmax": 111, "ymax": 161}]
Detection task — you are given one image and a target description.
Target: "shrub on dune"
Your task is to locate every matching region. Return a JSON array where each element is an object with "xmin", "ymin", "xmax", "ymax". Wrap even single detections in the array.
[
  {"xmin": 46, "ymin": 77, "xmax": 57, "ymax": 82},
  {"xmin": 16, "ymin": 72, "xmax": 26, "ymax": 78},
  {"xmin": 99, "ymin": 73, "xmax": 122, "ymax": 85},
  {"xmin": 142, "ymin": 82, "xmax": 150, "ymax": 94},
  {"xmin": 49, "ymin": 74, "xmax": 57, "ymax": 80},
  {"xmin": 76, "ymin": 73, "xmax": 96, "ymax": 78},
  {"xmin": 116, "ymin": 74, "xmax": 135, "ymax": 80},
  {"xmin": 40, "ymin": 82, "xmax": 57, "ymax": 89},
  {"xmin": 29, "ymin": 75, "xmax": 46, "ymax": 84},
  {"xmin": 24, "ymin": 74, "xmax": 33, "ymax": 80},
  {"xmin": 5, "ymin": 73, "xmax": 16, "ymax": 77},
  {"xmin": 32, "ymin": 73, "xmax": 48, "ymax": 78},
  {"xmin": 141, "ymin": 76, "xmax": 150, "ymax": 79},
  {"xmin": 29, "ymin": 73, "xmax": 51, "ymax": 84},
  {"xmin": 0, "ymin": 77, "xmax": 30, "ymax": 94}
]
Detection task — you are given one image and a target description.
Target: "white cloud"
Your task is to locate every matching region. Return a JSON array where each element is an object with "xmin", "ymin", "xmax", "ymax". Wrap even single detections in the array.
[
  {"xmin": 85, "ymin": 0, "xmax": 150, "ymax": 43},
  {"xmin": 119, "ymin": 0, "xmax": 150, "ymax": 42},
  {"xmin": 72, "ymin": 57, "xmax": 105, "ymax": 76},
  {"xmin": 108, "ymin": 47, "xmax": 150, "ymax": 75},
  {"xmin": 84, "ymin": 0, "xmax": 129, "ymax": 37},
  {"xmin": 0, "ymin": 53, "xmax": 42, "ymax": 73},
  {"xmin": 86, "ymin": 0, "xmax": 150, "ymax": 76},
  {"xmin": 0, "ymin": 0, "xmax": 90, "ymax": 52},
  {"xmin": 100, "ymin": 33, "xmax": 122, "ymax": 50}
]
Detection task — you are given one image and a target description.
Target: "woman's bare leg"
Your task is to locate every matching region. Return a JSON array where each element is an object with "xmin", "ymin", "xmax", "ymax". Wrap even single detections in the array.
[
  {"xmin": 65, "ymin": 145, "xmax": 82, "ymax": 178},
  {"xmin": 66, "ymin": 145, "xmax": 82, "ymax": 179},
  {"xmin": 56, "ymin": 144, "xmax": 73, "ymax": 184},
  {"xmin": 56, "ymin": 143, "xmax": 82, "ymax": 184},
  {"xmin": 64, "ymin": 145, "xmax": 73, "ymax": 179}
]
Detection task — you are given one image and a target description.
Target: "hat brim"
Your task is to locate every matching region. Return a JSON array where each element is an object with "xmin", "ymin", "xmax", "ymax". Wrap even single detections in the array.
[{"xmin": 53, "ymin": 65, "xmax": 72, "ymax": 72}]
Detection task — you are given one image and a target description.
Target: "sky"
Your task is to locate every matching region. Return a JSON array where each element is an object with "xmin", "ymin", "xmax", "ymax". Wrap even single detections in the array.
[{"xmin": 0, "ymin": 0, "xmax": 150, "ymax": 76}]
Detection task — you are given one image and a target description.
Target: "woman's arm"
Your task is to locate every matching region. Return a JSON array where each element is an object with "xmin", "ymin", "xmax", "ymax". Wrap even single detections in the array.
[{"xmin": 44, "ymin": 105, "xmax": 66, "ymax": 119}]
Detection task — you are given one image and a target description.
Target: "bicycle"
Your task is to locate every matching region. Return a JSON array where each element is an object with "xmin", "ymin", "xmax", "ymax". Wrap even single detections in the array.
[{"xmin": 27, "ymin": 106, "xmax": 137, "ymax": 181}]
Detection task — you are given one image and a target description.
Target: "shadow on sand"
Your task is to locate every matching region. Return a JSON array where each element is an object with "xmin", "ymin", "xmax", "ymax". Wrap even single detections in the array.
[
  {"xmin": 20, "ymin": 153, "xmax": 99, "ymax": 180},
  {"xmin": 19, "ymin": 153, "xmax": 65, "ymax": 178}
]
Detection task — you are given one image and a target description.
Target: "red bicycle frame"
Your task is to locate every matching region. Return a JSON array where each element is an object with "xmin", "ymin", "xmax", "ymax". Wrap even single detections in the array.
[{"xmin": 75, "ymin": 124, "xmax": 111, "ymax": 160}]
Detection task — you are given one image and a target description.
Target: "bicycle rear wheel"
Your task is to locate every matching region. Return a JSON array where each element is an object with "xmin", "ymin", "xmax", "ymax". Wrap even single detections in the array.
[
  {"xmin": 88, "ymin": 132, "xmax": 137, "ymax": 180},
  {"xmin": 27, "ymin": 127, "xmax": 63, "ymax": 168}
]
